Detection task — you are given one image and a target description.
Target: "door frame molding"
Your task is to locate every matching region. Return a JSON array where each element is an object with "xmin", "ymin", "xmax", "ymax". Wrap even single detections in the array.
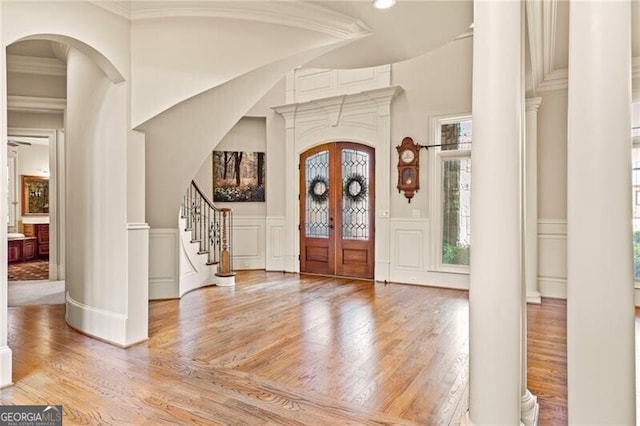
[
  {"xmin": 8, "ymin": 127, "xmax": 64, "ymax": 281},
  {"xmin": 273, "ymin": 85, "xmax": 401, "ymax": 282}
]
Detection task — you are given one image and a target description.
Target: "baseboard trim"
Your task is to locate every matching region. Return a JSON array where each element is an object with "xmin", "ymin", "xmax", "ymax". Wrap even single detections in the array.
[
  {"xmin": 65, "ymin": 291, "xmax": 132, "ymax": 347},
  {"xmin": 0, "ymin": 346, "xmax": 12, "ymax": 388}
]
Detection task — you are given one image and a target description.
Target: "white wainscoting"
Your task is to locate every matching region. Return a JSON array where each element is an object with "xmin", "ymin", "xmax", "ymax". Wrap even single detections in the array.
[
  {"xmin": 149, "ymin": 228, "xmax": 179, "ymax": 300},
  {"xmin": 537, "ymin": 219, "xmax": 567, "ymax": 299},
  {"xmin": 265, "ymin": 216, "xmax": 286, "ymax": 271},
  {"xmin": 389, "ymin": 218, "xmax": 469, "ymax": 290},
  {"xmin": 290, "ymin": 65, "xmax": 391, "ymax": 104},
  {"xmin": 233, "ymin": 217, "xmax": 266, "ymax": 270}
]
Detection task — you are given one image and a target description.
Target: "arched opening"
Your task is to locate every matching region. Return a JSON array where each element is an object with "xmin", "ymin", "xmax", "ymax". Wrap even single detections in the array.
[{"xmin": 2, "ymin": 31, "xmax": 143, "ymax": 387}]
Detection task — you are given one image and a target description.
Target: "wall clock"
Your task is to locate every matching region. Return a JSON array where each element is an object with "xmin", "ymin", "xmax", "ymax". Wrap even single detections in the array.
[{"xmin": 396, "ymin": 136, "xmax": 420, "ymax": 202}]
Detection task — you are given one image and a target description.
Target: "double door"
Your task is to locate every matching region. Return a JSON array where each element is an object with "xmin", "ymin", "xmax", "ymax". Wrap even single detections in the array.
[{"xmin": 299, "ymin": 142, "xmax": 375, "ymax": 279}]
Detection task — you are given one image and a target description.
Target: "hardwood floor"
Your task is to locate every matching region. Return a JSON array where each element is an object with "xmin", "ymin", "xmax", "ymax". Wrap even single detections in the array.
[{"xmin": 0, "ymin": 270, "xmax": 573, "ymax": 424}]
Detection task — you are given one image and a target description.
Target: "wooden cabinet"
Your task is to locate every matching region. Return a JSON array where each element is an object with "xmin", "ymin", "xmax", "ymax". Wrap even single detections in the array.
[
  {"xmin": 8, "ymin": 237, "xmax": 37, "ymax": 263},
  {"xmin": 23, "ymin": 238, "xmax": 37, "ymax": 261},
  {"xmin": 8, "ymin": 240, "xmax": 21, "ymax": 263},
  {"xmin": 23, "ymin": 223, "xmax": 49, "ymax": 259}
]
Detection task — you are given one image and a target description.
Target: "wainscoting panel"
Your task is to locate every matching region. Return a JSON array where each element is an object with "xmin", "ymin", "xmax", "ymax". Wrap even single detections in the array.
[
  {"xmin": 149, "ymin": 228, "xmax": 179, "ymax": 300},
  {"xmin": 293, "ymin": 65, "xmax": 391, "ymax": 103},
  {"xmin": 537, "ymin": 219, "xmax": 567, "ymax": 299},
  {"xmin": 389, "ymin": 218, "xmax": 469, "ymax": 289},
  {"xmin": 266, "ymin": 216, "xmax": 286, "ymax": 271},
  {"xmin": 233, "ymin": 217, "xmax": 266, "ymax": 270}
]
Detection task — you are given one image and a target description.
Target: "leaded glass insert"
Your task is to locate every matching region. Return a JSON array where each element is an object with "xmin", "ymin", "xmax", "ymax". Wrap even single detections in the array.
[
  {"xmin": 342, "ymin": 149, "xmax": 369, "ymax": 241},
  {"xmin": 305, "ymin": 151, "xmax": 329, "ymax": 238}
]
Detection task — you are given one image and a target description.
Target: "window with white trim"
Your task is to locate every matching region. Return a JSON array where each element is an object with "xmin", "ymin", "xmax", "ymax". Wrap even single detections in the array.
[{"xmin": 431, "ymin": 115, "xmax": 472, "ymax": 273}]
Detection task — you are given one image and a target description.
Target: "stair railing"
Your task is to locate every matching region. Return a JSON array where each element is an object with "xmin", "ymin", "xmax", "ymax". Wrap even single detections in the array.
[{"xmin": 182, "ymin": 180, "xmax": 234, "ymax": 276}]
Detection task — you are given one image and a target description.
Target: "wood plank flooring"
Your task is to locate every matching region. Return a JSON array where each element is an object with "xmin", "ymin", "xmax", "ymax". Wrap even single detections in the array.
[{"xmin": 0, "ymin": 270, "xmax": 574, "ymax": 424}]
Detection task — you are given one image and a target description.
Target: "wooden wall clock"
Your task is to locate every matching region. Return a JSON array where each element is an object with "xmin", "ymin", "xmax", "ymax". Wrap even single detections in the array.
[{"xmin": 396, "ymin": 136, "xmax": 420, "ymax": 202}]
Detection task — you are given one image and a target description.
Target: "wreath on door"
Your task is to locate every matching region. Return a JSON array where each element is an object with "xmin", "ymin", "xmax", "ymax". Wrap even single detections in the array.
[
  {"xmin": 308, "ymin": 175, "xmax": 329, "ymax": 203},
  {"xmin": 343, "ymin": 173, "xmax": 368, "ymax": 203}
]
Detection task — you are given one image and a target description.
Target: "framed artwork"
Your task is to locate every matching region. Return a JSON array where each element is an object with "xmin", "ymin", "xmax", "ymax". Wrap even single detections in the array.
[
  {"xmin": 21, "ymin": 175, "xmax": 49, "ymax": 216},
  {"xmin": 213, "ymin": 151, "xmax": 265, "ymax": 202}
]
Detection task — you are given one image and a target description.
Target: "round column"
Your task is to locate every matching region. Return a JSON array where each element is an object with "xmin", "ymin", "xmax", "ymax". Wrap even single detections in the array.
[
  {"xmin": 466, "ymin": 0, "xmax": 523, "ymax": 423},
  {"xmin": 525, "ymin": 98, "xmax": 542, "ymax": 304},
  {"xmin": 0, "ymin": 2, "xmax": 13, "ymax": 388},
  {"xmin": 566, "ymin": 1, "xmax": 635, "ymax": 423}
]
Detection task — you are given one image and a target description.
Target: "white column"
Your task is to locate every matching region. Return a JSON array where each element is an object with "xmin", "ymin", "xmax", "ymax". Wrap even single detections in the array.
[
  {"xmin": 0, "ymin": 3, "xmax": 13, "ymax": 388},
  {"xmin": 525, "ymin": 98, "xmax": 542, "ymax": 304},
  {"xmin": 0, "ymin": 6, "xmax": 12, "ymax": 387},
  {"xmin": 566, "ymin": 1, "xmax": 635, "ymax": 424},
  {"xmin": 465, "ymin": 0, "xmax": 523, "ymax": 424},
  {"xmin": 521, "ymin": 99, "xmax": 541, "ymax": 423}
]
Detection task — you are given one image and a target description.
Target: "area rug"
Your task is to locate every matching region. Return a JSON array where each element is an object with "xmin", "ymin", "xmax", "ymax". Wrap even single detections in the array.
[{"xmin": 8, "ymin": 260, "xmax": 49, "ymax": 281}]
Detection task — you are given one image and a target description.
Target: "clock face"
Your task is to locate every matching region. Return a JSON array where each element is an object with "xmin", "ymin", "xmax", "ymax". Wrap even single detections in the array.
[{"xmin": 401, "ymin": 149, "xmax": 415, "ymax": 164}]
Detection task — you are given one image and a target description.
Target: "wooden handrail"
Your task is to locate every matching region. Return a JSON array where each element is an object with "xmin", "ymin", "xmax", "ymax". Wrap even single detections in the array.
[
  {"xmin": 190, "ymin": 179, "xmax": 217, "ymax": 211},
  {"xmin": 182, "ymin": 180, "xmax": 234, "ymax": 276}
]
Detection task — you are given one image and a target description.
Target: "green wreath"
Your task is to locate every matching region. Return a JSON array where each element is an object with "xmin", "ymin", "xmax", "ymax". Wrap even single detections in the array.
[
  {"xmin": 308, "ymin": 175, "xmax": 329, "ymax": 203},
  {"xmin": 343, "ymin": 173, "xmax": 368, "ymax": 203}
]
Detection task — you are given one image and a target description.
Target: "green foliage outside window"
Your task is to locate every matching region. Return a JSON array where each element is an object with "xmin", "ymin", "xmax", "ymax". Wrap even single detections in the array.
[{"xmin": 443, "ymin": 242, "xmax": 470, "ymax": 266}]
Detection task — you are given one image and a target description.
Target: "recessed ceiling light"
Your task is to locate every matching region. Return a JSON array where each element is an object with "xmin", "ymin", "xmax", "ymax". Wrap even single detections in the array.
[{"xmin": 373, "ymin": 0, "xmax": 396, "ymax": 10}]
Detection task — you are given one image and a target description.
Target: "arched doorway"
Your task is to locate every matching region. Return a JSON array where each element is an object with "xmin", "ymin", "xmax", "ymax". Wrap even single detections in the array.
[{"xmin": 299, "ymin": 142, "xmax": 375, "ymax": 279}]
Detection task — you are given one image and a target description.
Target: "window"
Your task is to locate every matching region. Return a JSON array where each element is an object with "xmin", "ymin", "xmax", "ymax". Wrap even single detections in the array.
[{"xmin": 431, "ymin": 115, "xmax": 472, "ymax": 273}]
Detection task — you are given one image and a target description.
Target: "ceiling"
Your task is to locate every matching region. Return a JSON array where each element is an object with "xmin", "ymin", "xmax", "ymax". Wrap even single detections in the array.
[
  {"xmin": 304, "ymin": 0, "xmax": 473, "ymax": 69},
  {"xmin": 5, "ymin": 1, "xmax": 640, "ymax": 102}
]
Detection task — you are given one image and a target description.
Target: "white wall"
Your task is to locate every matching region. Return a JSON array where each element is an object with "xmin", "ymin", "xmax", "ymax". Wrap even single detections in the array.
[
  {"xmin": 193, "ymin": 116, "xmax": 268, "ymax": 270},
  {"xmin": 7, "ymin": 112, "xmax": 63, "ymax": 130},
  {"xmin": 7, "ymin": 73, "xmax": 66, "ymax": 98},
  {"xmin": 391, "ymin": 38, "xmax": 473, "ymax": 219},
  {"xmin": 385, "ymin": 38, "xmax": 472, "ymax": 288},
  {"xmin": 14, "ymin": 143, "xmax": 49, "ymax": 224},
  {"xmin": 194, "ymin": 116, "xmax": 267, "ymax": 216},
  {"xmin": 538, "ymin": 89, "xmax": 568, "ymax": 220}
]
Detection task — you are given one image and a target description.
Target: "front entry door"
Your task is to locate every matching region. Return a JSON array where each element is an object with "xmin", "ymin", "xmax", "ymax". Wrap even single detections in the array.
[{"xmin": 299, "ymin": 142, "xmax": 375, "ymax": 279}]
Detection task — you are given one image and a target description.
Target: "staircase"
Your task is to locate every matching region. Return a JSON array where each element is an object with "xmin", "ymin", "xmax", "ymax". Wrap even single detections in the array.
[{"xmin": 181, "ymin": 180, "xmax": 235, "ymax": 289}]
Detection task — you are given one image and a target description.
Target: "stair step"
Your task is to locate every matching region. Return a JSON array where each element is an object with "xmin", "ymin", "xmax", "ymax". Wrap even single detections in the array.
[
  {"xmin": 191, "ymin": 239, "xmax": 201, "ymax": 243},
  {"xmin": 197, "ymin": 250, "xmax": 209, "ymax": 255},
  {"xmin": 185, "ymin": 228, "xmax": 193, "ymax": 232},
  {"xmin": 206, "ymin": 261, "xmax": 219, "ymax": 266}
]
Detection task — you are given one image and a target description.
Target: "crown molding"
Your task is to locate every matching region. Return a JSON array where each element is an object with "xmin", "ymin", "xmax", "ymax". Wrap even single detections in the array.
[
  {"xmin": 537, "ymin": 68, "xmax": 568, "ymax": 92},
  {"xmin": 7, "ymin": 96, "xmax": 66, "ymax": 113},
  {"xmin": 89, "ymin": 1, "xmax": 131, "ymax": 19},
  {"xmin": 7, "ymin": 55, "xmax": 66, "ymax": 77},
  {"xmin": 127, "ymin": 1, "xmax": 372, "ymax": 39}
]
